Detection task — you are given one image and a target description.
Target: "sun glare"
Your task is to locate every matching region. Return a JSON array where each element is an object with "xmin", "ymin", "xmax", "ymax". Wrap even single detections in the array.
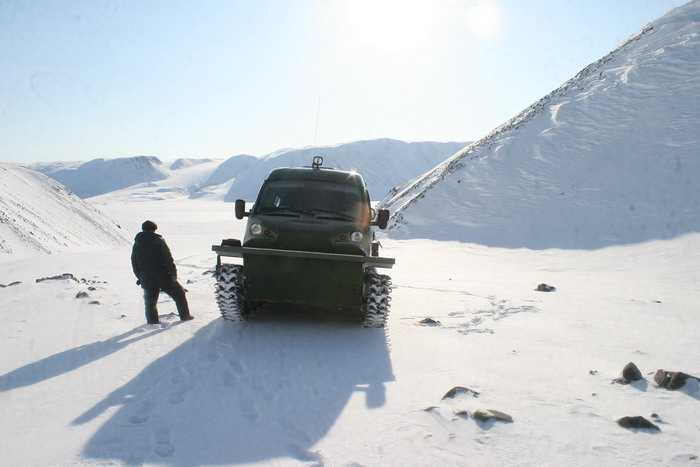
[
  {"xmin": 320, "ymin": 0, "xmax": 502, "ymax": 60},
  {"xmin": 465, "ymin": 0, "xmax": 502, "ymax": 40},
  {"xmin": 324, "ymin": 0, "xmax": 444, "ymax": 56}
]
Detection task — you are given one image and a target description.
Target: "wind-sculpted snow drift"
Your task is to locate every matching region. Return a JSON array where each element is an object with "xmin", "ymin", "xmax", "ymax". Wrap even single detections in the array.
[
  {"xmin": 382, "ymin": 1, "xmax": 700, "ymax": 249},
  {"xmin": 0, "ymin": 164, "xmax": 127, "ymax": 255}
]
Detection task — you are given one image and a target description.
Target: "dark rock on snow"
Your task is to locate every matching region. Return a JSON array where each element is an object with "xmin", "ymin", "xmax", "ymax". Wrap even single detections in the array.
[
  {"xmin": 36, "ymin": 273, "xmax": 78, "ymax": 283},
  {"xmin": 622, "ymin": 362, "xmax": 643, "ymax": 382},
  {"xmin": 419, "ymin": 317, "xmax": 441, "ymax": 326},
  {"xmin": 442, "ymin": 386, "xmax": 480, "ymax": 400},
  {"xmin": 0, "ymin": 281, "xmax": 21, "ymax": 288},
  {"xmin": 473, "ymin": 409, "xmax": 513, "ymax": 423},
  {"xmin": 612, "ymin": 362, "xmax": 644, "ymax": 384},
  {"xmin": 617, "ymin": 416, "xmax": 660, "ymax": 431},
  {"xmin": 535, "ymin": 283, "xmax": 556, "ymax": 292},
  {"xmin": 88, "ymin": 300, "xmax": 100, "ymax": 305},
  {"xmin": 654, "ymin": 369, "xmax": 694, "ymax": 390},
  {"xmin": 75, "ymin": 291, "xmax": 89, "ymax": 299}
]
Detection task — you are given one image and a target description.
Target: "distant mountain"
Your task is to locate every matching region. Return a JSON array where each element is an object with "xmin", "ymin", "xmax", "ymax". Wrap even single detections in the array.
[
  {"xmin": 170, "ymin": 158, "xmax": 214, "ymax": 171},
  {"xmin": 32, "ymin": 156, "xmax": 168, "ymax": 197},
  {"xmin": 32, "ymin": 139, "xmax": 468, "ymax": 202},
  {"xmin": 0, "ymin": 164, "xmax": 127, "ymax": 256},
  {"xmin": 215, "ymin": 139, "xmax": 467, "ymax": 202},
  {"xmin": 381, "ymin": 1, "xmax": 700, "ymax": 249},
  {"xmin": 204, "ymin": 154, "xmax": 257, "ymax": 187}
]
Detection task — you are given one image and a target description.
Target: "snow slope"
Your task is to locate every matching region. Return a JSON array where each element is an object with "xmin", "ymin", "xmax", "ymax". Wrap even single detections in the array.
[
  {"xmin": 215, "ymin": 139, "xmax": 467, "ymax": 201},
  {"xmin": 382, "ymin": 1, "xmax": 700, "ymax": 249},
  {"xmin": 33, "ymin": 156, "xmax": 169, "ymax": 198},
  {"xmin": 169, "ymin": 158, "xmax": 214, "ymax": 171},
  {"xmin": 0, "ymin": 164, "xmax": 127, "ymax": 256},
  {"xmin": 0, "ymin": 197, "xmax": 698, "ymax": 466},
  {"xmin": 34, "ymin": 140, "xmax": 466, "ymax": 203},
  {"xmin": 92, "ymin": 159, "xmax": 224, "ymax": 203},
  {"xmin": 203, "ymin": 154, "xmax": 257, "ymax": 187}
]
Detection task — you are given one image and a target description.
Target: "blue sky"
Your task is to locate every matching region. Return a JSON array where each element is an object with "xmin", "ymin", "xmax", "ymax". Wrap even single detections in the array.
[{"xmin": 0, "ymin": 0, "xmax": 688, "ymax": 162}]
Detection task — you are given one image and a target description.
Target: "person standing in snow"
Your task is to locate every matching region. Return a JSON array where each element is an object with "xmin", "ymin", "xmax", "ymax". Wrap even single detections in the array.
[{"xmin": 131, "ymin": 220, "xmax": 193, "ymax": 324}]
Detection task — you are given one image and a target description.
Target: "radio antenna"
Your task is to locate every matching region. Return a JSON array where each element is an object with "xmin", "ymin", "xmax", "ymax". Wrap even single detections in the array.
[{"xmin": 313, "ymin": 94, "xmax": 321, "ymax": 146}]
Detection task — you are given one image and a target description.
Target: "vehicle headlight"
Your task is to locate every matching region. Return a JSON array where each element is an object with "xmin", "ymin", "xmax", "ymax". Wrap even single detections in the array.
[
  {"xmin": 250, "ymin": 223, "xmax": 263, "ymax": 236},
  {"xmin": 350, "ymin": 231, "xmax": 364, "ymax": 242}
]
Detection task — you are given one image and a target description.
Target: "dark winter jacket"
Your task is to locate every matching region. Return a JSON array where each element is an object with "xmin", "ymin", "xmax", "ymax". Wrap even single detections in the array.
[{"xmin": 131, "ymin": 231, "xmax": 177, "ymax": 288}]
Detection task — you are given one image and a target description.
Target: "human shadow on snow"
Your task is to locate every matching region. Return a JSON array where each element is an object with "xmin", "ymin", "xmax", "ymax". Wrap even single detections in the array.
[
  {"xmin": 74, "ymin": 316, "xmax": 394, "ymax": 466},
  {"xmin": 0, "ymin": 324, "xmax": 172, "ymax": 392}
]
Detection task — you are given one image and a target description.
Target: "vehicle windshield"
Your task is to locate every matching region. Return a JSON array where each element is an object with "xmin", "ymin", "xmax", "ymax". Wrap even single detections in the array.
[{"xmin": 255, "ymin": 180, "xmax": 366, "ymax": 220}]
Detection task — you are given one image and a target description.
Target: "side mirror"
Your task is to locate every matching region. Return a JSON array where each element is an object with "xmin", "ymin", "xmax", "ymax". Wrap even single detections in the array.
[
  {"xmin": 376, "ymin": 209, "xmax": 390, "ymax": 230},
  {"xmin": 235, "ymin": 199, "xmax": 248, "ymax": 219}
]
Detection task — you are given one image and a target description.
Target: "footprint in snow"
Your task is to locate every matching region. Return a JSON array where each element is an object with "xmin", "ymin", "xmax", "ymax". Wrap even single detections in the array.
[
  {"xmin": 128, "ymin": 413, "xmax": 150, "ymax": 425},
  {"xmin": 168, "ymin": 390, "xmax": 186, "ymax": 405},
  {"xmin": 221, "ymin": 370, "xmax": 237, "ymax": 388},
  {"xmin": 153, "ymin": 426, "xmax": 175, "ymax": 457},
  {"xmin": 226, "ymin": 358, "xmax": 244, "ymax": 375},
  {"xmin": 238, "ymin": 397, "xmax": 259, "ymax": 422},
  {"xmin": 128, "ymin": 400, "xmax": 155, "ymax": 424}
]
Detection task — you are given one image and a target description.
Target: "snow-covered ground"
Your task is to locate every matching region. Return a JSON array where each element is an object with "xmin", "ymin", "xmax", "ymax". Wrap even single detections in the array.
[
  {"xmin": 1, "ymin": 197, "xmax": 698, "ymax": 466},
  {"xmin": 382, "ymin": 1, "xmax": 700, "ymax": 249}
]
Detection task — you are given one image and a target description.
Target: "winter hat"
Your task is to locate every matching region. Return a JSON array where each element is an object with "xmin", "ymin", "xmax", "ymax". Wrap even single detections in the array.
[{"xmin": 142, "ymin": 220, "xmax": 158, "ymax": 232}]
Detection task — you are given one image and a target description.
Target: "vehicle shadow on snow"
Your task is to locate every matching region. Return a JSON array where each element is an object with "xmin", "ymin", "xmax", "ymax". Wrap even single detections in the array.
[
  {"xmin": 73, "ymin": 316, "xmax": 394, "ymax": 466},
  {"xmin": 0, "ymin": 324, "xmax": 172, "ymax": 392}
]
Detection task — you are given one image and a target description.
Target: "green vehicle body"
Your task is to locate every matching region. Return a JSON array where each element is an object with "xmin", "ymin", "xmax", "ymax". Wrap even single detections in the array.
[{"xmin": 213, "ymin": 160, "xmax": 394, "ymax": 314}]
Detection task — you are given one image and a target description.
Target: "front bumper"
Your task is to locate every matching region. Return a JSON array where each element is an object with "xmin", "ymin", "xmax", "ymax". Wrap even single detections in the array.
[
  {"xmin": 212, "ymin": 244, "xmax": 395, "ymax": 310},
  {"xmin": 212, "ymin": 245, "xmax": 395, "ymax": 269}
]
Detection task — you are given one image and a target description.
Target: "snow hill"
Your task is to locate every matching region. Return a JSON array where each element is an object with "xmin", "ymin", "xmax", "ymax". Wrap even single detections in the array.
[
  {"xmin": 169, "ymin": 158, "xmax": 214, "ymax": 171},
  {"xmin": 0, "ymin": 164, "xmax": 127, "ymax": 256},
  {"xmin": 204, "ymin": 154, "xmax": 257, "ymax": 187},
  {"xmin": 91, "ymin": 159, "xmax": 224, "ymax": 203},
  {"xmin": 34, "ymin": 140, "xmax": 467, "ymax": 203},
  {"xmin": 214, "ymin": 139, "xmax": 467, "ymax": 202},
  {"xmin": 382, "ymin": 1, "xmax": 700, "ymax": 249},
  {"xmin": 33, "ymin": 156, "xmax": 169, "ymax": 198}
]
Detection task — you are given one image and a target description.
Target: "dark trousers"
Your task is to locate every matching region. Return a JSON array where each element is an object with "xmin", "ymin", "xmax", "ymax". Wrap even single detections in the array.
[{"xmin": 143, "ymin": 281, "xmax": 190, "ymax": 324}]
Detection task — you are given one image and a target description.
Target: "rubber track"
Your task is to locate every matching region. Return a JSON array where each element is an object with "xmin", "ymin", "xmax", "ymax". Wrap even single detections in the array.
[
  {"xmin": 215, "ymin": 264, "xmax": 247, "ymax": 321},
  {"xmin": 362, "ymin": 267, "xmax": 392, "ymax": 328}
]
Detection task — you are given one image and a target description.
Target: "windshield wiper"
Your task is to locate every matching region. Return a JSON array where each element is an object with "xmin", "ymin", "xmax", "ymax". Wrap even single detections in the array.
[
  {"xmin": 258, "ymin": 207, "xmax": 302, "ymax": 217},
  {"xmin": 310, "ymin": 208, "xmax": 356, "ymax": 221}
]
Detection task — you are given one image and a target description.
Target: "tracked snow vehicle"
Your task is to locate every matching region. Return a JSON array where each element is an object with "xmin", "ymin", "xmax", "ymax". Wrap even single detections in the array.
[{"xmin": 212, "ymin": 157, "xmax": 395, "ymax": 327}]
